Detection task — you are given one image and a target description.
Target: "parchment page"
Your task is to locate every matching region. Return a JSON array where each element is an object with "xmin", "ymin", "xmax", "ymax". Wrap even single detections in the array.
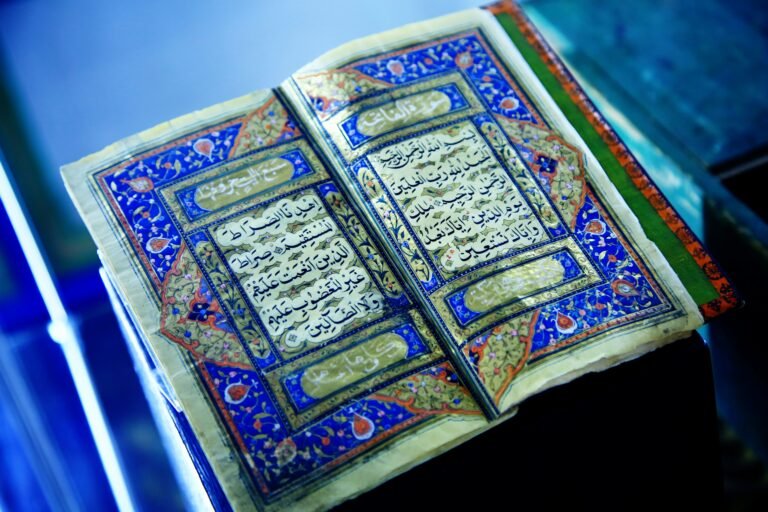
[
  {"xmin": 282, "ymin": 8, "xmax": 703, "ymax": 416},
  {"xmin": 62, "ymin": 90, "xmax": 489, "ymax": 511}
]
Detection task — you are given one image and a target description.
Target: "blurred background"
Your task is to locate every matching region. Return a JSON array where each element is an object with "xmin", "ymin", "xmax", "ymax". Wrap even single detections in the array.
[{"xmin": 0, "ymin": 0, "xmax": 766, "ymax": 510}]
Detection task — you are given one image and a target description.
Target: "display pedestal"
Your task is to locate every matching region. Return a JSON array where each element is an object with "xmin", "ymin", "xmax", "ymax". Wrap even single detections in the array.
[{"xmin": 341, "ymin": 333, "xmax": 721, "ymax": 509}]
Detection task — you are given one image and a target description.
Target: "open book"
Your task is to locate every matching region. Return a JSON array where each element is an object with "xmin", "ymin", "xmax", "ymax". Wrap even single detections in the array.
[{"xmin": 62, "ymin": 2, "xmax": 737, "ymax": 510}]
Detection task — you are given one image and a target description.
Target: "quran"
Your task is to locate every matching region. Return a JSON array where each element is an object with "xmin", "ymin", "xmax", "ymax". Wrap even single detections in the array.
[{"xmin": 61, "ymin": 2, "xmax": 737, "ymax": 510}]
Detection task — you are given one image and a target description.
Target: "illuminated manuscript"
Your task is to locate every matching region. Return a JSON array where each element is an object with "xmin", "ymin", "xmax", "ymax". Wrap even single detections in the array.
[{"xmin": 62, "ymin": 4, "xmax": 730, "ymax": 510}]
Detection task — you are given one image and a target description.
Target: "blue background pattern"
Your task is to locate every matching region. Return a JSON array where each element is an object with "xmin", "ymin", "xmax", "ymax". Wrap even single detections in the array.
[
  {"xmin": 100, "ymin": 125, "xmax": 242, "ymax": 284},
  {"xmin": 202, "ymin": 361, "xmax": 426, "ymax": 499},
  {"xmin": 304, "ymin": 32, "xmax": 541, "ymax": 126},
  {"xmin": 529, "ymin": 194, "xmax": 666, "ymax": 357},
  {"xmin": 352, "ymin": 34, "xmax": 538, "ymax": 124},
  {"xmin": 99, "ymin": 114, "xmax": 302, "ymax": 287}
]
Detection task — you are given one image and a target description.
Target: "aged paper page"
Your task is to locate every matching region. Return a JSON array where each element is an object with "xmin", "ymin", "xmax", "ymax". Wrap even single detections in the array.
[
  {"xmin": 282, "ymin": 8, "xmax": 703, "ymax": 415},
  {"xmin": 62, "ymin": 90, "xmax": 490, "ymax": 511}
]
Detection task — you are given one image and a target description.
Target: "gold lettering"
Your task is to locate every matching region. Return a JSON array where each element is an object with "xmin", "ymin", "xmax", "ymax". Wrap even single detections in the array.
[
  {"xmin": 355, "ymin": 90, "xmax": 452, "ymax": 138},
  {"xmin": 194, "ymin": 157, "xmax": 294, "ymax": 211},
  {"xmin": 299, "ymin": 332, "xmax": 409, "ymax": 399},
  {"xmin": 464, "ymin": 256, "xmax": 565, "ymax": 313}
]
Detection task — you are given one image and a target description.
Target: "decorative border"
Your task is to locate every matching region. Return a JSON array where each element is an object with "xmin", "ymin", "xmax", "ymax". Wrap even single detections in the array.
[
  {"xmin": 279, "ymin": 321, "xmax": 431, "ymax": 413},
  {"xmin": 158, "ymin": 139, "xmax": 331, "ymax": 234},
  {"xmin": 296, "ymin": 31, "xmax": 546, "ymax": 126}
]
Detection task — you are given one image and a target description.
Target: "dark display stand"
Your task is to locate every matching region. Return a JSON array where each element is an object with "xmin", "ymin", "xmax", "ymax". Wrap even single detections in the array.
[{"xmin": 341, "ymin": 334, "xmax": 721, "ymax": 509}]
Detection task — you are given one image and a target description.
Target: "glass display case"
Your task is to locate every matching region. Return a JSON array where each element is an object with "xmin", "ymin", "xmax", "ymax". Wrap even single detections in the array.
[{"xmin": 0, "ymin": 0, "xmax": 765, "ymax": 509}]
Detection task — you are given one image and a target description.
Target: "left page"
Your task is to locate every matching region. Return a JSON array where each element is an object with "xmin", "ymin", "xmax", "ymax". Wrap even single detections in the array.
[{"xmin": 61, "ymin": 90, "xmax": 489, "ymax": 511}]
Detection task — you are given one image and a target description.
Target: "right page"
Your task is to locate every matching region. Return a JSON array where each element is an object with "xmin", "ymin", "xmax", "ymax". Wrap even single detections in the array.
[{"xmin": 281, "ymin": 7, "xmax": 703, "ymax": 416}]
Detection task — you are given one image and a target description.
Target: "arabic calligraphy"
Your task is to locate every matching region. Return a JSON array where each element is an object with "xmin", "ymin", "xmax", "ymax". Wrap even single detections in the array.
[
  {"xmin": 463, "ymin": 256, "xmax": 565, "ymax": 313},
  {"xmin": 195, "ymin": 157, "xmax": 294, "ymax": 210},
  {"xmin": 175, "ymin": 149, "xmax": 316, "ymax": 221},
  {"xmin": 213, "ymin": 190, "xmax": 386, "ymax": 350},
  {"xmin": 339, "ymin": 84, "xmax": 469, "ymax": 149},
  {"xmin": 369, "ymin": 122, "xmax": 547, "ymax": 275},
  {"xmin": 356, "ymin": 89, "xmax": 451, "ymax": 136},
  {"xmin": 298, "ymin": 331, "xmax": 409, "ymax": 400},
  {"xmin": 437, "ymin": 240, "xmax": 600, "ymax": 333}
]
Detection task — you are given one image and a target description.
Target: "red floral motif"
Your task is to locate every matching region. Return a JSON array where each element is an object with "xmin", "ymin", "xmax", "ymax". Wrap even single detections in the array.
[
  {"xmin": 647, "ymin": 192, "xmax": 668, "ymax": 211},
  {"xmin": 703, "ymin": 262, "xmax": 723, "ymax": 280},
  {"xmin": 121, "ymin": 176, "xmax": 154, "ymax": 193},
  {"xmin": 192, "ymin": 138, "xmax": 214, "ymax": 159},
  {"xmin": 146, "ymin": 237, "xmax": 170, "ymax": 254},
  {"xmin": 625, "ymin": 162, "xmax": 644, "ymax": 179},
  {"xmin": 454, "ymin": 51, "xmax": 474, "ymax": 69},
  {"xmin": 499, "ymin": 96, "xmax": 520, "ymax": 110},
  {"xmin": 387, "ymin": 60, "xmax": 405, "ymax": 76},
  {"xmin": 585, "ymin": 219, "xmax": 606, "ymax": 235},
  {"xmin": 351, "ymin": 413, "xmax": 375, "ymax": 441},
  {"xmin": 611, "ymin": 279, "xmax": 640, "ymax": 297},
  {"xmin": 224, "ymin": 382, "xmax": 250, "ymax": 404},
  {"xmin": 555, "ymin": 311, "xmax": 577, "ymax": 334}
]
